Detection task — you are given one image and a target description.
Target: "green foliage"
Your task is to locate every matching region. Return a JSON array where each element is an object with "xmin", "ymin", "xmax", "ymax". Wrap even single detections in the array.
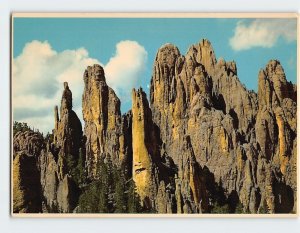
[
  {"xmin": 63, "ymin": 149, "xmax": 87, "ymax": 188},
  {"xmin": 78, "ymin": 157, "xmax": 111, "ymax": 213},
  {"xmin": 78, "ymin": 180, "xmax": 105, "ymax": 213},
  {"xmin": 127, "ymin": 179, "xmax": 142, "ymax": 213},
  {"xmin": 13, "ymin": 121, "xmax": 32, "ymax": 136},
  {"xmin": 114, "ymin": 168, "xmax": 127, "ymax": 213},
  {"xmin": 98, "ymin": 157, "xmax": 110, "ymax": 212},
  {"xmin": 210, "ymin": 195, "xmax": 247, "ymax": 214},
  {"xmin": 77, "ymin": 156, "xmax": 143, "ymax": 213},
  {"xmin": 65, "ymin": 154, "xmax": 76, "ymax": 171},
  {"xmin": 13, "ymin": 121, "xmax": 45, "ymax": 139},
  {"xmin": 210, "ymin": 202, "xmax": 230, "ymax": 214},
  {"xmin": 234, "ymin": 201, "xmax": 245, "ymax": 214},
  {"xmin": 72, "ymin": 149, "xmax": 86, "ymax": 186},
  {"xmin": 78, "ymin": 161, "xmax": 107, "ymax": 212}
]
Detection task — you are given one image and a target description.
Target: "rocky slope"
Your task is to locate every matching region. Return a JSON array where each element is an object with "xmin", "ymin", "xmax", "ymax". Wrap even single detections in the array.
[{"xmin": 13, "ymin": 39, "xmax": 297, "ymax": 214}]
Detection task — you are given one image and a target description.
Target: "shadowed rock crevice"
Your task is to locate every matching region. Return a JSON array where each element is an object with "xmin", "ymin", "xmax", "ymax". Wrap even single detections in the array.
[{"xmin": 13, "ymin": 152, "xmax": 43, "ymax": 213}]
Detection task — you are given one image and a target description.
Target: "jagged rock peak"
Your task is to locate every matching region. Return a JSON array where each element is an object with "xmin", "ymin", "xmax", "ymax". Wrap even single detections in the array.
[
  {"xmin": 84, "ymin": 64, "xmax": 106, "ymax": 85},
  {"xmin": 186, "ymin": 38, "xmax": 217, "ymax": 76},
  {"xmin": 155, "ymin": 43, "xmax": 182, "ymax": 77},
  {"xmin": 200, "ymin": 38, "xmax": 213, "ymax": 46},
  {"xmin": 44, "ymin": 81, "xmax": 83, "ymax": 212},
  {"xmin": 258, "ymin": 59, "xmax": 295, "ymax": 108},
  {"xmin": 156, "ymin": 43, "xmax": 181, "ymax": 58},
  {"xmin": 54, "ymin": 105, "xmax": 59, "ymax": 129},
  {"xmin": 54, "ymin": 81, "xmax": 82, "ymax": 171},
  {"xmin": 132, "ymin": 87, "xmax": 150, "ymax": 110},
  {"xmin": 216, "ymin": 58, "xmax": 237, "ymax": 75},
  {"xmin": 265, "ymin": 60, "xmax": 285, "ymax": 78},
  {"xmin": 61, "ymin": 82, "xmax": 72, "ymax": 111}
]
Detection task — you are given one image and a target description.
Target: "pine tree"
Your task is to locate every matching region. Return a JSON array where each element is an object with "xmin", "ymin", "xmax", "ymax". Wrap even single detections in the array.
[
  {"xmin": 99, "ymin": 158, "xmax": 110, "ymax": 212},
  {"xmin": 114, "ymin": 168, "xmax": 126, "ymax": 213},
  {"xmin": 73, "ymin": 149, "xmax": 86, "ymax": 186},
  {"xmin": 98, "ymin": 184, "xmax": 109, "ymax": 213},
  {"xmin": 78, "ymin": 158, "xmax": 109, "ymax": 213},
  {"xmin": 234, "ymin": 201, "xmax": 244, "ymax": 214},
  {"xmin": 78, "ymin": 181, "xmax": 101, "ymax": 213},
  {"xmin": 127, "ymin": 179, "xmax": 141, "ymax": 213}
]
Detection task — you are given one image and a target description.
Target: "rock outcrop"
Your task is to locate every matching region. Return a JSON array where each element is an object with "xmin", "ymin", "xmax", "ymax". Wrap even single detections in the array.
[
  {"xmin": 82, "ymin": 64, "xmax": 123, "ymax": 178},
  {"xmin": 39, "ymin": 150, "xmax": 58, "ymax": 211},
  {"xmin": 131, "ymin": 88, "xmax": 160, "ymax": 209},
  {"xmin": 13, "ymin": 130, "xmax": 45, "ymax": 159},
  {"xmin": 13, "ymin": 152, "xmax": 42, "ymax": 213},
  {"xmin": 53, "ymin": 82, "xmax": 83, "ymax": 180},
  {"xmin": 255, "ymin": 60, "xmax": 297, "ymax": 213},
  {"xmin": 40, "ymin": 82, "xmax": 82, "ymax": 213},
  {"xmin": 149, "ymin": 39, "xmax": 296, "ymax": 214},
  {"xmin": 13, "ymin": 130, "xmax": 44, "ymax": 213}
]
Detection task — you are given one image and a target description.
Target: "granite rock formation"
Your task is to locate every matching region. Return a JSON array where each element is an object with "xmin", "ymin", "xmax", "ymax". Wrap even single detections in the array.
[
  {"xmin": 255, "ymin": 60, "xmax": 297, "ymax": 213},
  {"xmin": 149, "ymin": 39, "xmax": 296, "ymax": 213},
  {"xmin": 13, "ymin": 130, "xmax": 44, "ymax": 213},
  {"xmin": 13, "ymin": 151, "xmax": 42, "ymax": 213},
  {"xmin": 131, "ymin": 88, "xmax": 163, "ymax": 209},
  {"xmin": 13, "ymin": 39, "xmax": 297, "ymax": 214},
  {"xmin": 82, "ymin": 64, "xmax": 123, "ymax": 178},
  {"xmin": 41, "ymin": 82, "xmax": 82, "ymax": 213},
  {"xmin": 13, "ymin": 130, "xmax": 45, "ymax": 159}
]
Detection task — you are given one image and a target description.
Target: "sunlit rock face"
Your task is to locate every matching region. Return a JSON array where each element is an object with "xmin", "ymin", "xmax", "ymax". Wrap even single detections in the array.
[
  {"xmin": 82, "ymin": 64, "xmax": 124, "ymax": 178},
  {"xmin": 131, "ymin": 88, "xmax": 160, "ymax": 209}
]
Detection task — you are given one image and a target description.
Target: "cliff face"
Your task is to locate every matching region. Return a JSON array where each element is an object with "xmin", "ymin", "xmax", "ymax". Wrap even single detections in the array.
[
  {"xmin": 131, "ymin": 88, "xmax": 160, "ymax": 208},
  {"xmin": 13, "ymin": 151, "xmax": 42, "ymax": 213},
  {"xmin": 13, "ymin": 38, "xmax": 296, "ymax": 214},
  {"xmin": 149, "ymin": 39, "xmax": 296, "ymax": 213},
  {"xmin": 255, "ymin": 60, "xmax": 297, "ymax": 213},
  {"xmin": 13, "ymin": 130, "xmax": 44, "ymax": 213},
  {"xmin": 82, "ymin": 64, "xmax": 124, "ymax": 178}
]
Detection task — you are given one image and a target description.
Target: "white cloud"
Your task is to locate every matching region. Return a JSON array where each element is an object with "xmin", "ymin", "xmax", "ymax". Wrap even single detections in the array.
[
  {"xmin": 229, "ymin": 19, "xmax": 297, "ymax": 51},
  {"xmin": 13, "ymin": 40, "xmax": 100, "ymax": 134},
  {"xmin": 13, "ymin": 40, "xmax": 147, "ymax": 134},
  {"xmin": 105, "ymin": 40, "xmax": 147, "ymax": 102}
]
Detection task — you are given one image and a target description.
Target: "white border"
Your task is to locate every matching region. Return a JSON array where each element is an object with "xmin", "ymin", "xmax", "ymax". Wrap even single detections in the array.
[
  {"xmin": 1, "ymin": 1, "xmax": 300, "ymax": 233},
  {"xmin": 11, "ymin": 11, "xmax": 299, "ymax": 219}
]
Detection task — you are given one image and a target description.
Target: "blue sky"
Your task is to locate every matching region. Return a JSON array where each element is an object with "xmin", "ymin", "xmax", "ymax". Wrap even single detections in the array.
[{"xmin": 13, "ymin": 17, "xmax": 297, "ymax": 133}]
